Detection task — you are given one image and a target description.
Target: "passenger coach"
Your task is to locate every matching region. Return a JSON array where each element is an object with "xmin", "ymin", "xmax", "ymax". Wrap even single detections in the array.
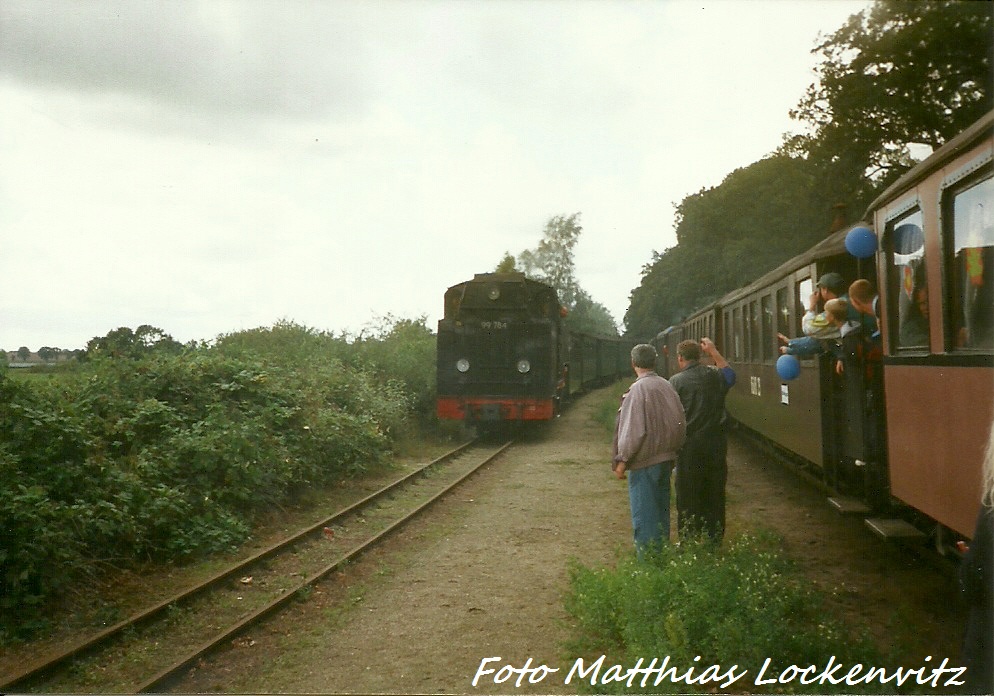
[
  {"xmin": 868, "ymin": 110, "xmax": 993, "ymax": 541},
  {"xmin": 658, "ymin": 110, "xmax": 993, "ymax": 548}
]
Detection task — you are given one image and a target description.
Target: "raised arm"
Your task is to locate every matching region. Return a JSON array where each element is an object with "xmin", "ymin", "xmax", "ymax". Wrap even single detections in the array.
[{"xmin": 701, "ymin": 337, "xmax": 735, "ymax": 387}]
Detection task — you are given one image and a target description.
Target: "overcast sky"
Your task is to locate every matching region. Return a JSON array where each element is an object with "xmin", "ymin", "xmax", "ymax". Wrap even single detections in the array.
[{"xmin": 1, "ymin": 0, "xmax": 872, "ymax": 351}]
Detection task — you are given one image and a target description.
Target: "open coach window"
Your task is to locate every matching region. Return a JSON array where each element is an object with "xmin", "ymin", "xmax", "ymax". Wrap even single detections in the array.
[
  {"xmin": 945, "ymin": 173, "xmax": 993, "ymax": 351},
  {"xmin": 885, "ymin": 210, "xmax": 928, "ymax": 351},
  {"xmin": 761, "ymin": 294, "xmax": 774, "ymax": 362},
  {"xmin": 796, "ymin": 277, "xmax": 814, "ymax": 336}
]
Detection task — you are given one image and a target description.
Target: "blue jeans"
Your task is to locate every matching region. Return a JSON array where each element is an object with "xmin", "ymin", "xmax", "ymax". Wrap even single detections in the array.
[{"xmin": 628, "ymin": 461, "xmax": 673, "ymax": 556}]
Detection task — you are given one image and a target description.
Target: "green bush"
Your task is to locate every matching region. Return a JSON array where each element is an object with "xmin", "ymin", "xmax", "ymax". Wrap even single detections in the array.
[
  {"xmin": 0, "ymin": 318, "xmax": 436, "ymax": 640},
  {"xmin": 563, "ymin": 532, "xmax": 887, "ymax": 694},
  {"xmin": 348, "ymin": 316, "xmax": 437, "ymax": 423},
  {"xmin": 0, "ymin": 450, "xmax": 82, "ymax": 638}
]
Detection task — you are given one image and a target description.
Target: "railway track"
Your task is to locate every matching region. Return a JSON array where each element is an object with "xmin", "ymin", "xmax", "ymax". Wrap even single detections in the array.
[{"xmin": 1, "ymin": 439, "xmax": 512, "ymax": 694}]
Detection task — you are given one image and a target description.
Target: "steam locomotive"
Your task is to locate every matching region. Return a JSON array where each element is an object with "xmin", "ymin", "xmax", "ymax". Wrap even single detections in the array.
[{"xmin": 436, "ymin": 272, "xmax": 631, "ymax": 429}]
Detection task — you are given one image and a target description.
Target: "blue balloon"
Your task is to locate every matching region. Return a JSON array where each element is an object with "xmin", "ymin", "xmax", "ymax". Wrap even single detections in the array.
[
  {"xmin": 845, "ymin": 226, "xmax": 877, "ymax": 259},
  {"xmin": 776, "ymin": 354, "xmax": 801, "ymax": 381}
]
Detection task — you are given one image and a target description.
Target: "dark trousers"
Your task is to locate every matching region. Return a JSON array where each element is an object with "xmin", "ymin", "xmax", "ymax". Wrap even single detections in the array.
[{"xmin": 676, "ymin": 434, "xmax": 728, "ymax": 542}]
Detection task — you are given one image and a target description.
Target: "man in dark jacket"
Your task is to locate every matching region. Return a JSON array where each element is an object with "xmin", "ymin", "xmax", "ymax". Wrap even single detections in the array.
[{"xmin": 670, "ymin": 338, "xmax": 735, "ymax": 543}]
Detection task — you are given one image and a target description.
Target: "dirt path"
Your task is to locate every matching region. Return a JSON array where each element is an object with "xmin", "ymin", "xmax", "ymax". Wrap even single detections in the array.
[
  {"xmin": 175, "ymin": 385, "xmax": 965, "ymax": 694},
  {"xmin": 178, "ymin": 387, "xmax": 632, "ymax": 694}
]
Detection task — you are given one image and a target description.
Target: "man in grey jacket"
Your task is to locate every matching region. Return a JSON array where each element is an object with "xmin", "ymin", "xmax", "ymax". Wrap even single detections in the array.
[{"xmin": 612, "ymin": 344, "xmax": 687, "ymax": 556}]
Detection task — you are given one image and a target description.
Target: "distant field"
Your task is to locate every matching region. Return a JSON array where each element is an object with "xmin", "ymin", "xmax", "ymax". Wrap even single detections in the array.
[{"xmin": 4, "ymin": 367, "xmax": 66, "ymax": 382}]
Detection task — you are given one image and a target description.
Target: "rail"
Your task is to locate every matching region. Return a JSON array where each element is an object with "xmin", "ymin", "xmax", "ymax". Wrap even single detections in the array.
[{"xmin": 1, "ymin": 439, "xmax": 512, "ymax": 693}]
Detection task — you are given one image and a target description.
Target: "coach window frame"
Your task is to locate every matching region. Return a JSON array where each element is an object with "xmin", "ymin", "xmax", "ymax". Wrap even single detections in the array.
[
  {"xmin": 883, "ymin": 203, "xmax": 928, "ymax": 354},
  {"xmin": 775, "ymin": 284, "xmax": 790, "ymax": 349},
  {"xmin": 748, "ymin": 298, "xmax": 756, "ymax": 362},
  {"xmin": 748, "ymin": 299, "xmax": 758, "ymax": 363},
  {"xmin": 796, "ymin": 276, "xmax": 814, "ymax": 336},
  {"xmin": 735, "ymin": 302, "xmax": 746, "ymax": 363},
  {"xmin": 740, "ymin": 301, "xmax": 750, "ymax": 362},
  {"xmin": 724, "ymin": 311, "xmax": 733, "ymax": 360},
  {"xmin": 795, "ymin": 275, "xmax": 819, "ymax": 363},
  {"xmin": 754, "ymin": 300, "xmax": 759, "ymax": 363},
  {"xmin": 760, "ymin": 292, "xmax": 775, "ymax": 363},
  {"xmin": 940, "ymin": 165, "xmax": 994, "ymax": 353},
  {"xmin": 731, "ymin": 305, "xmax": 742, "ymax": 361}
]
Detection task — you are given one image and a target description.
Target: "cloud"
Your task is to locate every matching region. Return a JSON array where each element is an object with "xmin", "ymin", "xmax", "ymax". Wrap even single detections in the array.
[
  {"xmin": 0, "ymin": 0, "xmax": 872, "ymax": 349},
  {"xmin": 0, "ymin": 1, "xmax": 382, "ymax": 121}
]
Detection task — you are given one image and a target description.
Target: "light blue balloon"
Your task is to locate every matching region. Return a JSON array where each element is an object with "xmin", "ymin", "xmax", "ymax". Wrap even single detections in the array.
[
  {"xmin": 776, "ymin": 354, "xmax": 801, "ymax": 380},
  {"xmin": 845, "ymin": 226, "xmax": 877, "ymax": 259}
]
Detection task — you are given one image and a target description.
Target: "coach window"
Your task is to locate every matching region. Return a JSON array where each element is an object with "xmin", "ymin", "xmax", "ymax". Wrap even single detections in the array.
[
  {"xmin": 725, "ymin": 313, "xmax": 733, "ymax": 359},
  {"xmin": 729, "ymin": 307, "xmax": 742, "ymax": 362},
  {"xmin": 797, "ymin": 278, "xmax": 814, "ymax": 336},
  {"xmin": 946, "ymin": 174, "xmax": 993, "ymax": 351},
  {"xmin": 776, "ymin": 287, "xmax": 790, "ymax": 340},
  {"xmin": 885, "ymin": 209, "xmax": 927, "ymax": 350},
  {"xmin": 750, "ymin": 300, "xmax": 761, "ymax": 363},
  {"xmin": 742, "ymin": 302, "xmax": 752, "ymax": 362},
  {"xmin": 761, "ymin": 294, "xmax": 774, "ymax": 361}
]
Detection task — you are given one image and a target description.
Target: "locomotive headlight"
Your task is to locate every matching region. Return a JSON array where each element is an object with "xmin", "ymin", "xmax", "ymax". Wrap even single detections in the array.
[
  {"xmin": 487, "ymin": 286, "xmax": 500, "ymax": 301},
  {"xmin": 456, "ymin": 358, "xmax": 470, "ymax": 373},
  {"xmin": 517, "ymin": 359, "xmax": 531, "ymax": 374}
]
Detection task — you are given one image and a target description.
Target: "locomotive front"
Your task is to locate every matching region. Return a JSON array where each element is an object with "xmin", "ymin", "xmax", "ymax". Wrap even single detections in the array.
[{"xmin": 436, "ymin": 273, "xmax": 565, "ymax": 425}]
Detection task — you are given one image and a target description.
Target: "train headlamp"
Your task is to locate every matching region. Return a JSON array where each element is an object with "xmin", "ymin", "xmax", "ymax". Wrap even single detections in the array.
[
  {"xmin": 517, "ymin": 359, "xmax": 531, "ymax": 374},
  {"xmin": 456, "ymin": 358, "xmax": 470, "ymax": 373},
  {"xmin": 487, "ymin": 286, "xmax": 500, "ymax": 301}
]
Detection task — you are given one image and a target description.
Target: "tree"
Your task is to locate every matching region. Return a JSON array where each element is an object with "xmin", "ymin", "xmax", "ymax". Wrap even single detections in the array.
[
  {"xmin": 134, "ymin": 325, "xmax": 182, "ymax": 351},
  {"xmin": 568, "ymin": 289, "xmax": 619, "ymax": 336},
  {"xmin": 16, "ymin": 346, "xmax": 31, "ymax": 362},
  {"xmin": 787, "ymin": 0, "xmax": 992, "ymax": 192},
  {"xmin": 85, "ymin": 326, "xmax": 183, "ymax": 359},
  {"xmin": 509, "ymin": 213, "xmax": 618, "ymax": 336},
  {"xmin": 517, "ymin": 213, "xmax": 584, "ymax": 309},
  {"xmin": 494, "ymin": 252, "xmax": 517, "ymax": 274},
  {"xmin": 626, "ymin": 2, "xmax": 990, "ymax": 339},
  {"xmin": 625, "ymin": 154, "xmax": 833, "ymax": 338}
]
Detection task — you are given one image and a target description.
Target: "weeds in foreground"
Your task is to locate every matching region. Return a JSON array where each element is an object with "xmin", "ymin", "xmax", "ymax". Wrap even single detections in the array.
[{"xmin": 562, "ymin": 531, "xmax": 914, "ymax": 694}]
